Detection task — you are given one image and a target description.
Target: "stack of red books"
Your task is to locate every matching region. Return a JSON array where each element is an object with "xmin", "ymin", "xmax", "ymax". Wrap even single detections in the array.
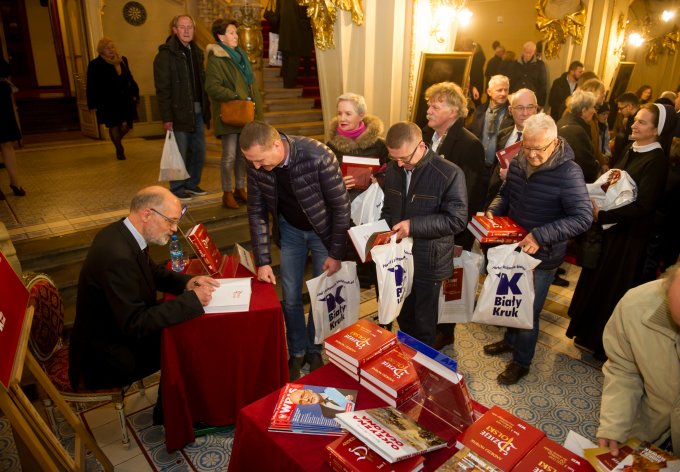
[
  {"xmin": 359, "ymin": 345, "xmax": 420, "ymax": 408},
  {"xmin": 326, "ymin": 433, "xmax": 425, "ymax": 472},
  {"xmin": 324, "ymin": 320, "xmax": 397, "ymax": 380},
  {"xmin": 467, "ymin": 215, "xmax": 527, "ymax": 244}
]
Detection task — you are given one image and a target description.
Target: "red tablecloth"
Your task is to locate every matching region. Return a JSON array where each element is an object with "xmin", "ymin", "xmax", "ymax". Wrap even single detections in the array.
[
  {"xmin": 227, "ymin": 363, "xmax": 459, "ymax": 472},
  {"xmin": 161, "ymin": 259, "xmax": 288, "ymax": 452}
]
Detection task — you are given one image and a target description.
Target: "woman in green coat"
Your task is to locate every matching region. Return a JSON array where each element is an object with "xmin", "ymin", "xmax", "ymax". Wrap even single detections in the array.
[{"xmin": 205, "ymin": 19, "xmax": 264, "ymax": 208}]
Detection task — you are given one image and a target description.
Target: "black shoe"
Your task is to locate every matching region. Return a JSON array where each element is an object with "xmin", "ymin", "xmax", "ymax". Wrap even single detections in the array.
[
  {"xmin": 573, "ymin": 337, "xmax": 594, "ymax": 353},
  {"xmin": 557, "ymin": 267, "xmax": 566, "ymax": 275},
  {"xmin": 305, "ymin": 352, "xmax": 324, "ymax": 372},
  {"xmin": 497, "ymin": 362, "xmax": 529, "ymax": 385},
  {"xmin": 483, "ymin": 341, "xmax": 514, "ymax": 356},
  {"xmin": 9, "ymin": 185, "xmax": 25, "ymax": 196},
  {"xmin": 593, "ymin": 350, "xmax": 608, "ymax": 362},
  {"xmin": 152, "ymin": 400, "xmax": 164, "ymax": 425},
  {"xmin": 434, "ymin": 332, "xmax": 454, "ymax": 350},
  {"xmin": 378, "ymin": 322, "xmax": 393, "ymax": 332},
  {"xmin": 186, "ymin": 186, "xmax": 208, "ymax": 196},
  {"xmin": 172, "ymin": 191, "xmax": 193, "ymax": 202},
  {"xmin": 116, "ymin": 153, "xmax": 126, "ymax": 160},
  {"xmin": 288, "ymin": 355, "xmax": 305, "ymax": 381},
  {"xmin": 551, "ymin": 275, "xmax": 569, "ymax": 287}
]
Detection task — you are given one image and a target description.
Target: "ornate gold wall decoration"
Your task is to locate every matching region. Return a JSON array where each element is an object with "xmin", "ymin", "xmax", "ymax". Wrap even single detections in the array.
[
  {"xmin": 297, "ymin": 0, "xmax": 364, "ymax": 50},
  {"xmin": 535, "ymin": 0, "xmax": 586, "ymax": 59}
]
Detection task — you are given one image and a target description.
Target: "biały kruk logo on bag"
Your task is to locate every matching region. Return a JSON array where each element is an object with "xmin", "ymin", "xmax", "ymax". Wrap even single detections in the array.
[
  {"xmin": 318, "ymin": 283, "xmax": 350, "ymax": 330},
  {"xmin": 493, "ymin": 269, "xmax": 524, "ymax": 318},
  {"xmin": 387, "ymin": 263, "xmax": 408, "ymax": 304}
]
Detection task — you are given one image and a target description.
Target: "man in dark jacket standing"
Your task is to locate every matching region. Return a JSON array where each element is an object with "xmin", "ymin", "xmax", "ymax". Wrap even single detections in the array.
[
  {"xmin": 381, "ymin": 122, "xmax": 468, "ymax": 347},
  {"xmin": 154, "ymin": 15, "xmax": 211, "ymax": 202},
  {"xmin": 548, "ymin": 60, "xmax": 584, "ymax": 120},
  {"xmin": 240, "ymin": 121, "xmax": 350, "ymax": 381},
  {"xmin": 508, "ymin": 41, "xmax": 548, "ymax": 108},
  {"xmin": 484, "ymin": 113, "xmax": 591, "ymax": 385}
]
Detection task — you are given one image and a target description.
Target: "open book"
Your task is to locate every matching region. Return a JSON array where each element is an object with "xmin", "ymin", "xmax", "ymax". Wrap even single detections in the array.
[
  {"xmin": 347, "ymin": 220, "xmax": 393, "ymax": 263},
  {"xmin": 341, "ymin": 156, "xmax": 381, "ymax": 190}
]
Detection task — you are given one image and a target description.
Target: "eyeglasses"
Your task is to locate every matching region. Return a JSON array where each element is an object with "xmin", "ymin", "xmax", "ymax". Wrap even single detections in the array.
[
  {"xmin": 388, "ymin": 141, "xmax": 422, "ymax": 163},
  {"xmin": 511, "ymin": 105, "xmax": 537, "ymax": 113},
  {"xmin": 521, "ymin": 140, "xmax": 554, "ymax": 153},
  {"xmin": 149, "ymin": 206, "xmax": 186, "ymax": 226}
]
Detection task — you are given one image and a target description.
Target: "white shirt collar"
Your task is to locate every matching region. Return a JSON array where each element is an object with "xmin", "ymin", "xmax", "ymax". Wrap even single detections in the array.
[
  {"xmin": 123, "ymin": 217, "xmax": 147, "ymax": 251},
  {"xmin": 632, "ymin": 142, "xmax": 663, "ymax": 153}
]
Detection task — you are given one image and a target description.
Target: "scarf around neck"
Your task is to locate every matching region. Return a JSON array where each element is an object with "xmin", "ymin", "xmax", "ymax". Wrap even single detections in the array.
[
  {"xmin": 101, "ymin": 53, "xmax": 122, "ymax": 75},
  {"xmin": 336, "ymin": 121, "xmax": 366, "ymax": 140},
  {"xmin": 219, "ymin": 42, "xmax": 254, "ymax": 86}
]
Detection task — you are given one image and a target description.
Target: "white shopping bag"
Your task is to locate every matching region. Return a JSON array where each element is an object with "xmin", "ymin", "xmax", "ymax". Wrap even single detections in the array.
[
  {"xmin": 306, "ymin": 261, "xmax": 360, "ymax": 343},
  {"xmin": 471, "ymin": 243, "xmax": 540, "ymax": 329},
  {"xmin": 586, "ymin": 169, "xmax": 637, "ymax": 230},
  {"xmin": 371, "ymin": 235, "xmax": 414, "ymax": 325},
  {"xmin": 350, "ymin": 182, "xmax": 384, "ymax": 225},
  {"xmin": 269, "ymin": 33, "xmax": 283, "ymax": 67},
  {"xmin": 159, "ymin": 130, "xmax": 190, "ymax": 181},
  {"xmin": 438, "ymin": 250, "xmax": 484, "ymax": 324}
]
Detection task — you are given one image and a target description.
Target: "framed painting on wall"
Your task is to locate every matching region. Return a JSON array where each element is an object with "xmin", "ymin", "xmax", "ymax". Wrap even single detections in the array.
[
  {"xmin": 410, "ymin": 52, "xmax": 473, "ymax": 129},
  {"xmin": 606, "ymin": 61, "xmax": 636, "ymax": 129}
]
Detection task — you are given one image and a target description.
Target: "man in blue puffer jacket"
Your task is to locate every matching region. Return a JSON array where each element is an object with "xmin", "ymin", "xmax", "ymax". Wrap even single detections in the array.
[
  {"xmin": 484, "ymin": 113, "xmax": 592, "ymax": 385},
  {"xmin": 240, "ymin": 121, "xmax": 350, "ymax": 381}
]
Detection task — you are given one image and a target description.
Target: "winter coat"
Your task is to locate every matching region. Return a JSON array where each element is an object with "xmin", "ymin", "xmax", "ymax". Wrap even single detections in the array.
[
  {"xmin": 381, "ymin": 148, "xmax": 468, "ymax": 281},
  {"xmin": 278, "ymin": 0, "xmax": 313, "ymax": 56},
  {"xmin": 247, "ymin": 134, "xmax": 350, "ymax": 266},
  {"xmin": 548, "ymin": 72, "xmax": 573, "ymax": 121},
  {"xmin": 488, "ymin": 137, "xmax": 592, "ymax": 269},
  {"xmin": 86, "ymin": 55, "xmax": 139, "ymax": 128},
  {"xmin": 557, "ymin": 112, "xmax": 600, "ymax": 183},
  {"xmin": 466, "ymin": 101, "xmax": 513, "ymax": 143},
  {"xmin": 205, "ymin": 44, "xmax": 264, "ymax": 137},
  {"xmin": 508, "ymin": 56, "xmax": 548, "ymax": 106},
  {"xmin": 326, "ymin": 115, "xmax": 388, "ymax": 164},
  {"xmin": 153, "ymin": 35, "xmax": 210, "ymax": 132},
  {"xmin": 598, "ymin": 279, "xmax": 680, "ymax": 452}
]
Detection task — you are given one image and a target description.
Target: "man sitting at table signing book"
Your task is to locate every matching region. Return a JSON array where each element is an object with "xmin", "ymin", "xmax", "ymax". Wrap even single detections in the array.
[
  {"xmin": 240, "ymin": 121, "xmax": 350, "ymax": 382},
  {"xmin": 68, "ymin": 186, "xmax": 219, "ymax": 424}
]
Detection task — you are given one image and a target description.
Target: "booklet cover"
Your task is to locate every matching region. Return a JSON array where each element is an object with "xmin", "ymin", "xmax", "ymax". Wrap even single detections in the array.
[
  {"xmin": 342, "ymin": 156, "xmax": 382, "ymax": 190},
  {"xmin": 269, "ymin": 383, "xmax": 358, "ymax": 435},
  {"xmin": 335, "ymin": 407, "xmax": 447, "ymax": 464},
  {"xmin": 326, "ymin": 433, "xmax": 425, "ymax": 472},
  {"xmin": 324, "ymin": 319, "xmax": 397, "ymax": 368}
]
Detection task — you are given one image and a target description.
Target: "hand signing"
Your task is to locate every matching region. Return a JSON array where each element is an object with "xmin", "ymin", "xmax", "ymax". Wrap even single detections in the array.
[
  {"xmin": 257, "ymin": 265, "xmax": 276, "ymax": 285},
  {"xmin": 187, "ymin": 276, "xmax": 219, "ymax": 306},
  {"xmin": 518, "ymin": 232, "xmax": 540, "ymax": 255}
]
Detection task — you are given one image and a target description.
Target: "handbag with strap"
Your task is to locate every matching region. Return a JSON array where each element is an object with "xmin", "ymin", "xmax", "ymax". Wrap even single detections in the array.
[{"xmin": 220, "ymin": 85, "xmax": 255, "ymax": 127}]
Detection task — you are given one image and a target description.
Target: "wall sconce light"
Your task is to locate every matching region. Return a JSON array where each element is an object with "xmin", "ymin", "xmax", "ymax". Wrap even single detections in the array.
[
  {"xmin": 662, "ymin": 10, "xmax": 676, "ymax": 22},
  {"xmin": 457, "ymin": 8, "xmax": 473, "ymax": 27},
  {"xmin": 628, "ymin": 32, "xmax": 645, "ymax": 46}
]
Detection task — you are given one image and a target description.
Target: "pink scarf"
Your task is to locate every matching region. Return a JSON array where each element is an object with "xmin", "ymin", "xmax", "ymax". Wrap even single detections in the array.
[{"xmin": 336, "ymin": 121, "xmax": 366, "ymax": 140}]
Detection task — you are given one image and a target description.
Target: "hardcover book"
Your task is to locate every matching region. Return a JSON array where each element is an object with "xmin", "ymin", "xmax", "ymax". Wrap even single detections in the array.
[
  {"xmin": 468, "ymin": 216, "xmax": 527, "ymax": 238},
  {"xmin": 326, "ymin": 433, "xmax": 425, "ymax": 472},
  {"xmin": 360, "ymin": 344, "xmax": 419, "ymax": 398},
  {"xmin": 327, "ymin": 352, "xmax": 360, "ymax": 381},
  {"xmin": 348, "ymin": 220, "xmax": 393, "ymax": 263},
  {"xmin": 335, "ymin": 407, "xmax": 447, "ymax": 464},
  {"xmin": 496, "ymin": 140, "xmax": 522, "ymax": 169},
  {"xmin": 0, "ymin": 251, "xmax": 30, "ymax": 388},
  {"xmin": 269, "ymin": 383, "xmax": 358, "ymax": 435},
  {"xmin": 584, "ymin": 438, "xmax": 680, "ymax": 472},
  {"xmin": 341, "ymin": 156, "xmax": 382, "ymax": 190},
  {"xmin": 359, "ymin": 378, "xmax": 420, "ymax": 408},
  {"xmin": 467, "ymin": 222, "xmax": 525, "ymax": 244},
  {"xmin": 513, "ymin": 437, "xmax": 596, "ymax": 471},
  {"xmin": 186, "ymin": 223, "xmax": 227, "ymax": 275},
  {"xmin": 324, "ymin": 320, "xmax": 397, "ymax": 368}
]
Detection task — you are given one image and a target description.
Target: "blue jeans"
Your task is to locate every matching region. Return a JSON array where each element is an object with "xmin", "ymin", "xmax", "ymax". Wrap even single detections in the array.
[
  {"xmin": 170, "ymin": 104, "xmax": 206, "ymax": 193},
  {"xmin": 503, "ymin": 268, "xmax": 556, "ymax": 368},
  {"xmin": 279, "ymin": 215, "xmax": 328, "ymax": 357}
]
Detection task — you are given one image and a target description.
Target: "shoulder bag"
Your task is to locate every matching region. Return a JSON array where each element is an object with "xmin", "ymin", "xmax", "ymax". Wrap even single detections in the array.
[{"xmin": 220, "ymin": 85, "xmax": 255, "ymax": 127}]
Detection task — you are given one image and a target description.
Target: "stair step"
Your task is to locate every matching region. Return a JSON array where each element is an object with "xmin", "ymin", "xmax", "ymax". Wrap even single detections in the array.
[
  {"xmin": 273, "ymin": 120, "xmax": 325, "ymax": 136},
  {"xmin": 264, "ymin": 77, "xmax": 283, "ymax": 88},
  {"xmin": 264, "ymin": 109, "xmax": 323, "ymax": 125},
  {"xmin": 263, "ymin": 67, "xmax": 282, "ymax": 78},
  {"xmin": 266, "ymin": 97, "xmax": 316, "ymax": 111},
  {"xmin": 264, "ymin": 87, "xmax": 304, "ymax": 99}
]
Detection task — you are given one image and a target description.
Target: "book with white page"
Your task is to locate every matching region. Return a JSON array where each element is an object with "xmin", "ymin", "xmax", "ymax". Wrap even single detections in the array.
[
  {"xmin": 348, "ymin": 219, "xmax": 391, "ymax": 263},
  {"xmin": 204, "ymin": 278, "xmax": 252, "ymax": 314}
]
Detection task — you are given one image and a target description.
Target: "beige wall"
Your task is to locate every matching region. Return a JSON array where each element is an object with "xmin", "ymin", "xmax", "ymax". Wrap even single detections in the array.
[{"xmin": 26, "ymin": 0, "xmax": 61, "ymax": 87}]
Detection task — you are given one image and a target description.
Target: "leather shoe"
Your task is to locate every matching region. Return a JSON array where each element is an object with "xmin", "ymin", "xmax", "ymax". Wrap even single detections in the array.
[
  {"xmin": 305, "ymin": 352, "xmax": 324, "ymax": 372},
  {"xmin": 497, "ymin": 362, "xmax": 529, "ymax": 385},
  {"xmin": 551, "ymin": 275, "xmax": 569, "ymax": 287},
  {"xmin": 483, "ymin": 340, "xmax": 514, "ymax": 356},
  {"xmin": 235, "ymin": 188, "xmax": 248, "ymax": 203},
  {"xmin": 288, "ymin": 355, "xmax": 305, "ymax": 381},
  {"xmin": 152, "ymin": 400, "xmax": 164, "ymax": 425},
  {"xmin": 222, "ymin": 191, "xmax": 239, "ymax": 209},
  {"xmin": 556, "ymin": 267, "xmax": 566, "ymax": 275},
  {"xmin": 434, "ymin": 332, "xmax": 454, "ymax": 350}
]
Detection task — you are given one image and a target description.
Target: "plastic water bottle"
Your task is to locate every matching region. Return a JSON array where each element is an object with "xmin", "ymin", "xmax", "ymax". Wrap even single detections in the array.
[{"xmin": 169, "ymin": 234, "xmax": 185, "ymax": 272}]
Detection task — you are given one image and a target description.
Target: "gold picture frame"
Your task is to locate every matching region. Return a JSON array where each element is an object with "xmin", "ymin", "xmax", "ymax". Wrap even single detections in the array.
[{"xmin": 410, "ymin": 52, "xmax": 473, "ymax": 129}]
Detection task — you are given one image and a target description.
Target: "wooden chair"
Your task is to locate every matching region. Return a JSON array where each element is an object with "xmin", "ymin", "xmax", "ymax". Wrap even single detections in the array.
[{"xmin": 23, "ymin": 272, "xmax": 144, "ymax": 446}]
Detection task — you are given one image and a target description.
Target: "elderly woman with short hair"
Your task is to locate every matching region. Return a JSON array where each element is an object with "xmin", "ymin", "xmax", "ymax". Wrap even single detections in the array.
[{"xmin": 557, "ymin": 89, "xmax": 600, "ymax": 183}]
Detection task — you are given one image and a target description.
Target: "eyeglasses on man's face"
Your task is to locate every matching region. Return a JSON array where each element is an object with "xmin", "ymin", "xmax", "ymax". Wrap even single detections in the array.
[
  {"xmin": 511, "ymin": 105, "xmax": 537, "ymax": 113},
  {"xmin": 521, "ymin": 140, "xmax": 554, "ymax": 154},
  {"xmin": 388, "ymin": 141, "xmax": 422, "ymax": 163},
  {"xmin": 149, "ymin": 206, "xmax": 186, "ymax": 226}
]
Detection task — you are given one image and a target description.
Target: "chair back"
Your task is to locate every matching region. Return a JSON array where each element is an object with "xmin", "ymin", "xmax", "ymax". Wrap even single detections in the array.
[{"xmin": 23, "ymin": 272, "xmax": 64, "ymax": 362}]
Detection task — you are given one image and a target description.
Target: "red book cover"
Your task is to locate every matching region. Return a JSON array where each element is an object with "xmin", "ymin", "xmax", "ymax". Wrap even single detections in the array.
[
  {"xmin": 341, "ymin": 156, "xmax": 381, "ymax": 190},
  {"xmin": 326, "ymin": 433, "xmax": 425, "ymax": 472},
  {"xmin": 327, "ymin": 352, "xmax": 360, "ymax": 381},
  {"xmin": 324, "ymin": 320, "xmax": 397, "ymax": 367},
  {"xmin": 455, "ymin": 405, "xmax": 545, "ymax": 470},
  {"xmin": 513, "ymin": 437, "xmax": 596, "ymax": 471},
  {"xmin": 467, "ymin": 222, "xmax": 525, "ymax": 244},
  {"xmin": 186, "ymin": 223, "xmax": 225, "ymax": 275},
  {"xmin": 496, "ymin": 140, "xmax": 522, "ymax": 169},
  {"xmin": 0, "ymin": 252, "xmax": 30, "ymax": 388},
  {"xmin": 442, "ymin": 267, "xmax": 463, "ymax": 301},
  {"xmin": 470, "ymin": 216, "xmax": 527, "ymax": 237},
  {"xmin": 359, "ymin": 377, "xmax": 420, "ymax": 408},
  {"xmin": 595, "ymin": 445, "xmax": 633, "ymax": 470},
  {"xmin": 360, "ymin": 345, "xmax": 419, "ymax": 397}
]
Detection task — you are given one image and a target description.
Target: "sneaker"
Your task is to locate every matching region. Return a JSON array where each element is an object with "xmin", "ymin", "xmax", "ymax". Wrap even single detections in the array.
[
  {"xmin": 551, "ymin": 275, "xmax": 569, "ymax": 287},
  {"xmin": 173, "ymin": 191, "xmax": 193, "ymax": 202},
  {"xmin": 483, "ymin": 340, "xmax": 514, "ymax": 356},
  {"xmin": 305, "ymin": 352, "xmax": 324, "ymax": 372},
  {"xmin": 186, "ymin": 186, "xmax": 208, "ymax": 196},
  {"xmin": 288, "ymin": 355, "xmax": 305, "ymax": 382},
  {"xmin": 497, "ymin": 361, "xmax": 529, "ymax": 385}
]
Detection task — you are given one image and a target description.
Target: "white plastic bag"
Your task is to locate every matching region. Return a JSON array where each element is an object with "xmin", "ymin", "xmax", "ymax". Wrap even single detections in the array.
[
  {"xmin": 306, "ymin": 261, "xmax": 360, "ymax": 343},
  {"xmin": 371, "ymin": 235, "xmax": 414, "ymax": 325},
  {"xmin": 471, "ymin": 243, "xmax": 540, "ymax": 329},
  {"xmin": 269, "ymin": 33, "xmax": 283, "ymax": 67},
  {"xmin": 159, "ymin": 130, "xmax": 190, "ymax": 181},
  {"xmin": 350, "ymin": 182, "xmax": 384, "ymax": 225},
  {"xmin": 586, "ymin": 169, "xmax": 637, "ymax": 230},
  {"xmin": 438, "ymin": 250, "xmax": 484, "ymax": 324}
]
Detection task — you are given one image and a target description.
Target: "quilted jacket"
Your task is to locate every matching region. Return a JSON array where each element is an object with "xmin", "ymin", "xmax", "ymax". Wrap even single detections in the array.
[
  {"xmin": 247, "ymin": 134, "xmax": 350, "ymax": 266},
  {"xmin": 488, "ymin": 137, "xmax": 592, "ymax": 269}
]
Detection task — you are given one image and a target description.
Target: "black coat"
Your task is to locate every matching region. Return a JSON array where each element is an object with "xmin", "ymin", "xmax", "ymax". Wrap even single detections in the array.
[
  {"xmin": 86, "ymin": 56, "xmax": 139, "ymax": 128},
  {"xmin": 557, "ymin": 112, "xmax": 600, "ymax": 183},
  {"xmin": 484, "ymin": 125, "xmax": 515, "ymax": 209},
  {"xmin": 548, "ymin": 72, "xmax": 572, "ymax": 121},
  {"xmin": 381, "ymin": 148, "xmax": 468, "ymax": 281},
  {"xmin": 507, "ymin": 57, "xmax": 548, "ymax": 106},
  {"xmin": 69, "ymin": 220, "xmax": 203, "ymax": 389},
  {"xmin": 247, "ymin": 134, "xmax": 351, "ymax": 266},
  {"xmin": 278, "ymin": 0, "xmax": 314, "ymax": 56}
]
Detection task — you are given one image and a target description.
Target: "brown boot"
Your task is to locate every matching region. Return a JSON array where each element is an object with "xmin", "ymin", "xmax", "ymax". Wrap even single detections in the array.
[
  {"xmin": 235, "ymin": 188, "xmax": 248, "ymax": 203},
  {"xmin": 222, "ymin": 191, "xmax": 239, "ymax": 209}
]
